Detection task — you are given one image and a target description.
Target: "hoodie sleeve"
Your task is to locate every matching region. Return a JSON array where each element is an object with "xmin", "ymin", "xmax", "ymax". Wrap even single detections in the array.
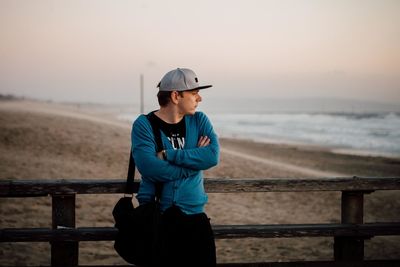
[
  {"xmin": 132, "ymin": 115, "xmax": 199, "ymax": 182},
  {"xmin": 164, "ymin": 112, "xmax": 220, "ymax": 170}
]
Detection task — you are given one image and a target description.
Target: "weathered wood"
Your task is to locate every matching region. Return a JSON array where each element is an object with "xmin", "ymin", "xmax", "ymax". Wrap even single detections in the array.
[
  {"xmin": 1, "ymin": 177, "xmax": 399, "ymax": 197},
  {"xmin": 335, "ymin": 191, "xmax": 365, "ymax": 261},
  {"xmin": 217, "ymin": 260, "xmax": 400, "ymax": 267},
  {"xmin": 0, "ymin": 179, "xmax": 130, "ymax": 197},
  {"xmin": 0, "ymin": 227, "xmax": 118, "ymax": 242},
  {"xmin": 341, "ymin": 191, "xmax": 365, "ymax": 224},
  {"xmin": 1, "ymin": 260, "xmax": 400, "ymax": 267},
  {"xmin": 213, "ymin": 223, "xmax": 399, "ymax": 239},
  {"xmin": 204, "ymin": 177, "xmax": 397, "ymax": 193},
  {"xmin": 51, "ymin": 194, "xmax": 78, "ymax": 267},
  {"xmin": 1, "ymin": 178, "xmax": 400, "ymax": 266},
  {"xmin": 2, "ymin": 223, "xmax": 400, "ymax": 242}
]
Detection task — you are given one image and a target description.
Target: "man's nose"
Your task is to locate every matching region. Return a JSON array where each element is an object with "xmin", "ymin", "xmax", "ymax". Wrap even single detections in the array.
[{"xmin": 197, "ymin": 94, "xmax": 202, "ymax": 102}]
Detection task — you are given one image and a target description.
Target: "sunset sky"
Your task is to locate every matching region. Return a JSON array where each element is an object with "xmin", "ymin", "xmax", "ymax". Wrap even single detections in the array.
[{"xmin": 0, "ymin": 0, "xmax": 399, "ymax": 106}]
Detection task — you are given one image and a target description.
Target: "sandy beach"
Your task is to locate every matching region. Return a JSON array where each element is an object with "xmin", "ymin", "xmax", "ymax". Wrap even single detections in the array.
[{"xmin": 1, "ymin": 99, "xmax": 399, "ymax": 265}]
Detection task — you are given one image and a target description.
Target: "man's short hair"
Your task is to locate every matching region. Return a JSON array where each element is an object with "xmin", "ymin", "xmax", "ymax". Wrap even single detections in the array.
[{"xmin": 157, "ymin": 91, "xmax": 183, "ymax": 107}]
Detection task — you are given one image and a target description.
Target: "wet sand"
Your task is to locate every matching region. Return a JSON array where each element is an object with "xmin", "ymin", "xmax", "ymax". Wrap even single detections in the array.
[{"xmin": 1, "ymin": 99, "xmax": 399, "ymax": 265}]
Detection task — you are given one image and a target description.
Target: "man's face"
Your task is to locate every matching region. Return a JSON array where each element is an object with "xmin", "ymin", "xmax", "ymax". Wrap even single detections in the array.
[{"xmin": 176, "ymin": 89, "xmax": 202, "ymax": 115}]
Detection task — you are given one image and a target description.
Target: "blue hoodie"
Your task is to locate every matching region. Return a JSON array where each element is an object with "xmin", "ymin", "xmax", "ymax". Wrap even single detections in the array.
[{"xmin": 131, "ymin": 111, "xmax": 220, "ymax": 214}]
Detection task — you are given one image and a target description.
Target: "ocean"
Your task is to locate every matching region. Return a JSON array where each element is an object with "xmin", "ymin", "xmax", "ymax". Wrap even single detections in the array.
[
  {"xmin": 116, "ymin": 98, "xmax": 400, "ymax": 158},
  {"xmin": 207, "ymin": 112, "xmax": 400, "ymax": 157}
]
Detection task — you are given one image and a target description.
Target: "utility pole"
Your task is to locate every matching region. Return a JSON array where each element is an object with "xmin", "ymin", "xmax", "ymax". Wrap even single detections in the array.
[{"xmin": 140, "ymin": 74, "xmax": 144, "ymax": 114}]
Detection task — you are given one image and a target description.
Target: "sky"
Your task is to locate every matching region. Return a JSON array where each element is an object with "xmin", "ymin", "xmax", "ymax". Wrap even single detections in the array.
[{"xmin": 0, "ymin": 0, "xmax": 399, "ymax": 108}]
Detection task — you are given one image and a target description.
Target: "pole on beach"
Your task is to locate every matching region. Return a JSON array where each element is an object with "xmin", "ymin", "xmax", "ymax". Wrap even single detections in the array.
[{"xmin": 140, "ymin": 74, "xmax": 144, "ymax": 114}]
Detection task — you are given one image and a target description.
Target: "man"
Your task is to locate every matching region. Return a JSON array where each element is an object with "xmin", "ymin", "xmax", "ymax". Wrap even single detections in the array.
[{"xmin": 131, "ymin": 68, "xmax": 220, "ymax": 266}]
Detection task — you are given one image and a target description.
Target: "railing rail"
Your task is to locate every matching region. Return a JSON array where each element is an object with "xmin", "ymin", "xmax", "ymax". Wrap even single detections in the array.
[
  {"xmin": 2, "ymin": 223, "xmax": 400, "ymax": 242},
  {"xmin": 1, "ymin": 177, "xmax": 400, "ymax": 196},
  {"xmin": 1, "ymin": 177, "xmax": 400, "ymax": 267}
]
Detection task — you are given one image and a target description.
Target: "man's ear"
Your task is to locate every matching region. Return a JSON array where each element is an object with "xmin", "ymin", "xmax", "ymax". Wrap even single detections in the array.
[{"xmin": 170, "ymin": 91, "xmax": 180, "ymax": 104}]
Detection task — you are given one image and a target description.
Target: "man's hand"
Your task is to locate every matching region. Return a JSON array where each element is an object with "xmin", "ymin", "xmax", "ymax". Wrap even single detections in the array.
[
  {"xmin": 156, "ymin": 150, "xmax": 166, "ymax": 160},
  {"xmin": 197, "ymin": 136, "xmax": 210, "ymax": 147}
]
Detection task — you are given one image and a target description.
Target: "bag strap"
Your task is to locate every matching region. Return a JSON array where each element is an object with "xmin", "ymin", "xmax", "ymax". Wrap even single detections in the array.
[
  {"xmin": 146, "ymin": 112, "xmax": 163, "ymax": 153},
  {"xmin": 146, "ymin": 112, "xmax": 164, "ymax": 201},
  {"xmin": 125, "ymin": 112, "xmax": 164, "ymax": 200},
  {"xmin": 125, "ymin": 150, "xmax": 136, "ymax": 195}
]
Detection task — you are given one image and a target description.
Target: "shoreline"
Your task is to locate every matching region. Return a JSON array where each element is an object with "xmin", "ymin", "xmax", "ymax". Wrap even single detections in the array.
[
  {"xmin": 1, "ymin": 99, "xmax": 399, "ymax": 179},
  {"xmin": 219, "ymin": 135, "xmax": 400, "ymax": 159},
  {"xmin": 2, "ymin": 99, "xmax": 399, "ymax": 160}
]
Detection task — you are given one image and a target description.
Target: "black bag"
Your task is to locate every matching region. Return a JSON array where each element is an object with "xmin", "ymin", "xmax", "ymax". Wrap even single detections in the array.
[
  {"xmin": 112, "ymin": 112, "xmax": 163, "ymax": 266},
  {"xmin": 112, "ymin": 189, "xmax": 162, "ymax": 266}
]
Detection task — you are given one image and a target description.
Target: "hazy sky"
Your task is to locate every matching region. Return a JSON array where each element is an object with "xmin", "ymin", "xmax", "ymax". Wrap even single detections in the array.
[{"xmin": 1, "ymin": 0, "xmax": 399, "ymax": 105}]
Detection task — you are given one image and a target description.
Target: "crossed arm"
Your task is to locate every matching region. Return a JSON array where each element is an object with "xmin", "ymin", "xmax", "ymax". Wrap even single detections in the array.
[
  {"xmin": 157, "ymin": 135, "xmax": 210, "ymax": 158},
  {"xmin": 161, "ymin": 113, "xmax": 220, "ymax": 170},
  {"xmin": 132, "ymin": 113, "xmax": 220, "ymax": 182}
]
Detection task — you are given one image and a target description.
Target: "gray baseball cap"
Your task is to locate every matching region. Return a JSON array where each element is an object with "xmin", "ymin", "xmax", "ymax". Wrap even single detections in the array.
[{"xmin": 157, "ymin": 68, "xmax": 212, "ymax": 91}]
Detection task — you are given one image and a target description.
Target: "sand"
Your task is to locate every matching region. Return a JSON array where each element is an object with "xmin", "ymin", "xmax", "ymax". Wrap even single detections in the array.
[{"xmin": 0, "ymin": 99, "xmax": 399, "ymax": 265}]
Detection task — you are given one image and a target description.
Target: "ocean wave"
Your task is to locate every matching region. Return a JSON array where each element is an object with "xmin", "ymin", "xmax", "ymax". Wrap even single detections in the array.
[{"xmin": 209, "ymin": 112, "xmax": 400, "ymax": 157}]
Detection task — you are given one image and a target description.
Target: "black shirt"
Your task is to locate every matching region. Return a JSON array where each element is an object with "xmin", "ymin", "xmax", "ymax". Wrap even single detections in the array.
[{"xmin": 153, "ymin": 113, "xmax": 186, "ymax": 150}]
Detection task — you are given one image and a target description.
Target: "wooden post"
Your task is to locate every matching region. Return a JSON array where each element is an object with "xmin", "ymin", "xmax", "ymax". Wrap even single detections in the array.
[
  {"xmin": 140, "ymin": 74, "xmax": 144, "ymax": 114},
  {"xmin": 51, "ymin": 194, "xmax": 78, "ymax": 267},
  {"xmin": 334, "ymin": 191, "xmax": 364, "ymax": 260}
]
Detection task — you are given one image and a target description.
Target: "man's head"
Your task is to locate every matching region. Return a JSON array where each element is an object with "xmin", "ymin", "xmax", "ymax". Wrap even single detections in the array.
[{"xmin": 156, "ymin": 68, "xmax": 212, "ymax": 110}]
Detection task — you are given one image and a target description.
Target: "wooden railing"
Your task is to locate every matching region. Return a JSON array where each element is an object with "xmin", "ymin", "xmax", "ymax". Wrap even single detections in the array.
[{"xmin": 1, "ymin": 177, "xmax": 400, "ymax": 267}]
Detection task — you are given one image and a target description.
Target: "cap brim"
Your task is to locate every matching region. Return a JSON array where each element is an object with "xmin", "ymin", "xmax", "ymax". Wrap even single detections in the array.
[
  {"xmin": 159, "ymin": 85, "xmax": 213, "ymax": 91},
  {"xmin": 194, "ymin": 85, "xmax": 212, "ymax": 90}
]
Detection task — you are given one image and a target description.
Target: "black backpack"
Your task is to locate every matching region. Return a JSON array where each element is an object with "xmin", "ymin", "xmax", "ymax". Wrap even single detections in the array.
[{"xmin": 112, "ymin": 112, "xmax": 163, "ymax": 266}]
